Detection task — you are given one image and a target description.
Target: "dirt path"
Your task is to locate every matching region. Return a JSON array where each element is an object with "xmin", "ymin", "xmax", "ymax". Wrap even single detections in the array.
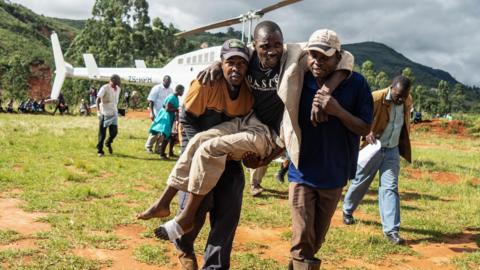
[
  {"xmin": 0, "ymin": 195, "xmax": 478, "ymax": 269},
  {"xmin": 73, "ymin": 224, "xmax": 178, "ymax": 270},
  {"xmin": 0, "ymin": 198, "xmax": 50, "ymax": 235}
]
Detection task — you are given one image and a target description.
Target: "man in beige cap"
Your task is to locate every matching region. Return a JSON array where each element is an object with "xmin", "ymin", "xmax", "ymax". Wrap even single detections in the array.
[{"xmin": 284, "ymin": 29, "xmax": 373, "ymax": 270}]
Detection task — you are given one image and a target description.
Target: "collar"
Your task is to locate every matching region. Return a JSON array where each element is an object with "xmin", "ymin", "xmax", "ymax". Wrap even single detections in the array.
[{"xmin": 385, "ymin": 87, "xmax": 393, "ymax": 101}]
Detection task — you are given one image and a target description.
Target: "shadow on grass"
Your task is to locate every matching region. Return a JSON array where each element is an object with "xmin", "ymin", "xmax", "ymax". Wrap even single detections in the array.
[
  {"xmin": 113, "ymin": 153, "xmax": 170, "ymax": 161},
  {"xmin": 257, "ymin": 188, "xmax": 288, "ymax": 200},
  {"xmin": 400, "ymin": 191, "xmax": 452, "ymax": 202},
  {"xmin": 412, "ymin": 159, "xmax": 437, "ymax": 170},
  {"xmin": 361, "ymin": 220, "xmax": 480, "ymax": 248},
  {"xmin": 126, "ymin": 135, "xmax": 148, "ymax": 140},
  {"xmin": 400, "ymin": 205, "xmax": 424, "ymax": 211}
]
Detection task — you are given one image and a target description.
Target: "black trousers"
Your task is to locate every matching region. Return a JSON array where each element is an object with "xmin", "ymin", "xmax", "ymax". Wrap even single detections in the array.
[
  {"xmin": 97, "ymin": 116, "xmax": 118, "ymax": 154},
  {"xmin": 175, "ymin": 161, "xmax": 245, "ymax": 270}
]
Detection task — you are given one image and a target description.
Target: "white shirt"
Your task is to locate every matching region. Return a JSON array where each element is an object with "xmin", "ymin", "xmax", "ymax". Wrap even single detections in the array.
[
  {"xmin": 379, "ymin": 89, "xmax": 404, "ymax": 148},
  {"xmin": 147, "ymin": 84, "xmax": 173, "ymax": 115},
  {"xmin": 97, "ymin": 84, "xmax": 120, "ymax": 116}
]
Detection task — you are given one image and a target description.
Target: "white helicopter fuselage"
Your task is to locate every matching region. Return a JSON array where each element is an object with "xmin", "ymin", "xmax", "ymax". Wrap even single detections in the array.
[{"xmin": 51, "ymin": 32, "xmax": 221, "ymax": 102}]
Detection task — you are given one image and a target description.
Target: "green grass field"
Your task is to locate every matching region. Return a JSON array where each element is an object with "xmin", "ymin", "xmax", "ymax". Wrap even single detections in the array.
[{"xmin": 0, "ymin": 113, "xmax": 479, "ymax": 270}]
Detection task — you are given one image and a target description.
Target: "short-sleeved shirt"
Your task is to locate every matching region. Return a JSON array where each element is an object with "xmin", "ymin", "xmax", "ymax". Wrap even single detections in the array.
[
  {"xmin": 246, "ymin": 53, "xmax": 284, "ymax": 134},
  {"xmin": 288, "ymin": 71, "xmax": 373, "ymax": 189},
  {"xmin": 97, "ymin": 84, "xmax": 120, "ymax": 116},
  {"xmin": 180, "ymin": 79, "xmax": 253, "ymax": 151},
  {"xmin": 147, "ymin": 84, "xmax": 173, "ymax": 115},
  {"xmin": 183, "ymin": 79, "xmax": 253, "ymax": 126}
]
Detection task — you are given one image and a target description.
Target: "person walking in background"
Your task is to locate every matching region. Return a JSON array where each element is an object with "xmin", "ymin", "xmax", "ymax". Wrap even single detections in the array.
[
  {"xmin": 124, "ymin": 90, "xmax": 130, "ymax": 108},
  {"xmin": 149, "ymin": 85, "xmax": 184, "ymax": 160},
  {"xmin": 96, "ymin": 74, "xmax": 121, "ymax": 157},
  {"xmin": 6, "ymin": 99, "xmax": 14, "ymax": 113},
  {"xmin": 249, "ymin": 166, "xmax": 268, "ymax": 196},
  {"xmin": 89, "ymin": 86, "xmax": 97, "ymax": 106},
  {"xmin": 79, "ymin": 99, "xmax": 91, "ymax": 116},
  {"xmin": 145, "ymin": 76, "xmax": 174, "ymax": 153},
  {"xmin": 130, "ymin": 90, "xmax": 139, "ymax": 110},
  {"xmin": 52, "ymin": 93, "xmax": 69, "ymax": 115},
  {"xmin": 342, "ymin": 75, "xmax": 412, "ymax": 245}
]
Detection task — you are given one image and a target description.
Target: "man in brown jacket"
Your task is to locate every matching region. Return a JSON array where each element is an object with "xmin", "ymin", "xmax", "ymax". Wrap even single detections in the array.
[{"xmin": 342, "ymin": 75, "xmax": 412, "ymax": 245}]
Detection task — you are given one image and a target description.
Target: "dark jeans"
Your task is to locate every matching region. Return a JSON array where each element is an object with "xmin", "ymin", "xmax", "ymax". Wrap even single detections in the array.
[
  {"xmin": 97, "ymin": 116, "xmax": 118, "ymax": 154},
  {"xmin": 175, "ymin": 160, "xmax": 244, "ymax": 270}
]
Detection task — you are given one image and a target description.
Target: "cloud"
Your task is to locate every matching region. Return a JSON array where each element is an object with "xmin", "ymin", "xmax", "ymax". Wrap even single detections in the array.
[{"xmin": 10, "ymin": 0, "xmax": 480, "ymax": 85}]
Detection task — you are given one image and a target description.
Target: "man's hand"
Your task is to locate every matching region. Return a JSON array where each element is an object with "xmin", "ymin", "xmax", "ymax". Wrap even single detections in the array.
[
  {"xmin": 311, "ymin": 89, "xmax": 330, "ymax": 127},
  {"xmin": 242, "ymin": 152, "xmax": 263, "ymax": 169},
  {"xmin": 242, "ymin": 147, "xmax": 285, "ymax": 169},
  {"xmin": 365, "ymin": 131, "xmax": 377, "ymax": 145},
  {"xmin": 197, "ymin": 61, "xmax": 222, "ymax": 85},
  {"xmin": 314, "ymin": 92, "xmax": 342, "ymax": 117}
]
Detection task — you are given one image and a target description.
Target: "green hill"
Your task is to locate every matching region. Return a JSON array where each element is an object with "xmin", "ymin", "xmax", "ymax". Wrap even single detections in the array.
[
  {"xmin": 0, "ymin": 0, "xmax": 81, "ymax": 99},
  {"xmin": 344, "ymin": 41, "xmax": 458, "ymax": 88},
  {"xmin": 0, "ymin": 0, "xmax": 80, "ymax": 62}
]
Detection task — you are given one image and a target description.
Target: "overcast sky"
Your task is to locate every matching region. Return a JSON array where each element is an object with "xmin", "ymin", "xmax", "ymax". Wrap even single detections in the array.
[{"xmin": 10, "ymin": 0, "xmax": 480, "ymax": 86}]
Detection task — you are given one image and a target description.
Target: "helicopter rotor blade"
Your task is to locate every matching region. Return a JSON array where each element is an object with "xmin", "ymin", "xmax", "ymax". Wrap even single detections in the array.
[
  {"xmin": 175, "ymin": 16, "xmax": 243, "ymax": 38},
  {"xmin": 255, "ymin": 0, "xmax": 302, "ymax": 16}
]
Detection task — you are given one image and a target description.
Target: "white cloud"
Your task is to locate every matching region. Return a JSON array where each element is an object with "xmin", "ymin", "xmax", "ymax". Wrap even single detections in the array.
[{"xmin": 9, "ymin": 0, "xmax": 480, "ymax": 86}]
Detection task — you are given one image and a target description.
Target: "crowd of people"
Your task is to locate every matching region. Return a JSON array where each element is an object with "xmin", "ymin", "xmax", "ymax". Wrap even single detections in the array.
[{"xmin": 0, "ymin": 97, "xmax": 46, "ymax": 114}]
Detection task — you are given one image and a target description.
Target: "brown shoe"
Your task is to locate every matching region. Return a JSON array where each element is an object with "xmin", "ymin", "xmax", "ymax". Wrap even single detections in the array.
[
  {"xmin": 292, "ymin": 258, "xmax": 321, "ymax": 270},
  {"xmin": 178, "ymin": 253, "xmax": 198, "ymax": 270}
]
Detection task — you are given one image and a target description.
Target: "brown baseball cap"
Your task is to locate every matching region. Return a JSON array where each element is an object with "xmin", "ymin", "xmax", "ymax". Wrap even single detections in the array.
[
  {"xmin": 306, "ymin": 29, "xmax": 341, "ymax": 57},
  {"xmin": 221, "ymin": 39, "xmax": 250, "ymax": 62}
]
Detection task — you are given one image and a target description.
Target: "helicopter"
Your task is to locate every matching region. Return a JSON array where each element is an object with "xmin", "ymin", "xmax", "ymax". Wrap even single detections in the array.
[{"xmin": 49, "ymin": 0, "xmax": 302, "ymax": 100}]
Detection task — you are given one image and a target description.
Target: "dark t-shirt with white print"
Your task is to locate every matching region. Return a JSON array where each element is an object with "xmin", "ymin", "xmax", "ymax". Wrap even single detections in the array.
[{"xmin": 246, "ymin": 53, "xmax": 284, "ymax": 134}]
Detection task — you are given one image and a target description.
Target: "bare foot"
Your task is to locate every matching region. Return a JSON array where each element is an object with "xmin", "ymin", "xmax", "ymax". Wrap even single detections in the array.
[{"xmin": 136, "ymin": 201, "xmax": 170, "ymax": 220}]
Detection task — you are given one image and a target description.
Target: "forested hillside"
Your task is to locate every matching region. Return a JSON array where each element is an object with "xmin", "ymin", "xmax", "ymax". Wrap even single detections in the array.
[{"xmin": 0, "ymin": 0, "xmax": 478, "ymax": 113}]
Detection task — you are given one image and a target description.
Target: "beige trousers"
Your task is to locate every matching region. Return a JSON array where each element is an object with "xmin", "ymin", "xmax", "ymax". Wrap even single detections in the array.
[{"xmin": 167, "ymin": 112, "xmax": 276, "ymax": 195}]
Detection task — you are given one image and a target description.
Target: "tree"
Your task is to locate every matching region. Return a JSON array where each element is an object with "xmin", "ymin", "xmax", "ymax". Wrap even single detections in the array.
[
  {"xmin": 62, "ymin": 0, "xmax": 191, "ymax": 105},
  {"xmin": 375, "ymin": 71, "xmax": 390, "ymax": 89},
  {"xmin": 450, "ymin": 83, "xmax": 466, "ymax": 112},
  {"xmin": 437, "ymin": 80, "xmax": 450, "ymax": 115},
  {"xmin": 412, "ymin": 85, "xmax": 427, "ymax": 111},
  {"xmin": 401, "ymin": 67, "xmax": 415, "ymax": 86},
  {"xmin": 0, "ymin": 54, "xmax": 30, "ymax": 101},
  {"xmin": 361, "ymin": 60, "xmax": 377, "ymax": 90}
]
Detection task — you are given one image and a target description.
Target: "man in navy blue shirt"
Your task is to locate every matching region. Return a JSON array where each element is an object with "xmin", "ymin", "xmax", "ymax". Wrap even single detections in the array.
[{"xmin": 286, "ymin": 29, "xmax": 373, "ymax": 270}]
